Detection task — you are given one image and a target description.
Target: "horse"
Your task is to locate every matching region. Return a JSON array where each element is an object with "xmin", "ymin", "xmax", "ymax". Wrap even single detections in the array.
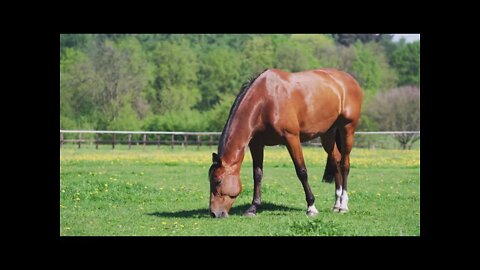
[{"xmin": 208, "ymin": 68, "xmax": 363, "ymax": 218}]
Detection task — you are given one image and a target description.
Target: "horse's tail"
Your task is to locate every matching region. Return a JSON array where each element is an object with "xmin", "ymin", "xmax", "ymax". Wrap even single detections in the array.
[
  {"xmin": 323, "ymin": 129, "xmax": 342, "ymax": 183},
  {"xmin": 322, "ymin": 128, "xmax": 343, "ymax": 183}
]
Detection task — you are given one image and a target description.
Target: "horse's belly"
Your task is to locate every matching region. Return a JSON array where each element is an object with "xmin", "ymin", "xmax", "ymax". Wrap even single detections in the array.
[{"xmin": 298, "ymin": 114, "xmax": 338, "ymax": 141}]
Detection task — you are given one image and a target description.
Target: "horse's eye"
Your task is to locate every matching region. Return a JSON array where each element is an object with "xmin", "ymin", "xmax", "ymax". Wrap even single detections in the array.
[{"xmin": 214, "ymin": 180, "xmax": 222, "ymax": 186}]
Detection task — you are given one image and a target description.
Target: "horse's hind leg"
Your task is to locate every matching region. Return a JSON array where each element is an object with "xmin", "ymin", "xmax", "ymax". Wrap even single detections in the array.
[
  {"xmin": 337, "ymin": 122, "xmax": 356, "ymax": 213},
  {"xmin": 320, "ymin": 129, "xmax": 343, "ymax": 212}
]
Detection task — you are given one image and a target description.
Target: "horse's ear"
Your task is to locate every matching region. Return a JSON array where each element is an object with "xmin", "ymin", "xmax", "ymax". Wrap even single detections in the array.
[{"xmin": 212, "ymin": 153, "xmax": 222, "ymax": 166}]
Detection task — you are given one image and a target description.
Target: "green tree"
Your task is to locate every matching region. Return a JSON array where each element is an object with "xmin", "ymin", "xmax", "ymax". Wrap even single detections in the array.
[
  {"xmin": 150, "ymin": 40, "xmax": 199, "ymax": 113},
  {"xmin": 205, "ymin": 94, "xmax": 236, "ymax": 131},
  {"xmin": 90, "ymin": 37, "xmax": 154, "ymax": 128},
  {"xmin": 108, "ymin": 104, "xmax": 142, "ymax": 131},
  {"xmin": 197, "ymin": 47, "xmax": 244, "ymax": 109},
  {"xmin": 243, "ymin": 36, "xmax": 275, "ymax": 74},
  {"xmin": 274, "ymin": 40, "xmax": 317, "ymax": 72},
  {"xmin": 391, "ymin": 41, "xmax": 420, "ymax": 86},
  {"xmin": 60, "ymin": 48, "xmax": 98, "ymax": 127},
  {"xmin": 351, "ymin": 42, "xmax": 398, "ymax": 101},
  {"xmin": 332, "ymin": 34, "xmax": 391, "ymax": 46}
]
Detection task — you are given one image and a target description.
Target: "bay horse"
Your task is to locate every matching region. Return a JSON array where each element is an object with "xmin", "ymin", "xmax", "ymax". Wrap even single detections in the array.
[{"xmin": 209, "ymin": 68, "xmax": 362, "ymax": 218}]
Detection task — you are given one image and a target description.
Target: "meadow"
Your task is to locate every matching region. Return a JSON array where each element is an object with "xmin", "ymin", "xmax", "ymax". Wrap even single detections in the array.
[{"xmin": 60, "ymin": 144, "xmax": 420, "ymax": 236}]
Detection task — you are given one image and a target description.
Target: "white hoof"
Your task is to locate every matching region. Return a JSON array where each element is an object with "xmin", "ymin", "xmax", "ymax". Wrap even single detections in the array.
[
  {"xmin": 307, "ymin": 205, "xmax": 319, "ymax": 217},
  {"xmin": 339, "ymin": 208, "xmax": 348, "ymax": 213},
  {"xmin": 332, "ymin": 207, "xmax": 340, "ymax": 213},
  {"xmin": 244, "ymin": 212, "xmax": 256, "ymax": 217}
]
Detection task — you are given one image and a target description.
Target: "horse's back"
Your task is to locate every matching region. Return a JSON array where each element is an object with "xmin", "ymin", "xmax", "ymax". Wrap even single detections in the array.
[{"xmin": 259, "ymin": 68, "xmax": 362, "ymax": 140}]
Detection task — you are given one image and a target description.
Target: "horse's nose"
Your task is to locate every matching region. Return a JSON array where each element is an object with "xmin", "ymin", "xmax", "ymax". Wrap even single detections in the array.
[{"xmin": 210, "ymin": 211, "xmax": 228, "ymax": 218}]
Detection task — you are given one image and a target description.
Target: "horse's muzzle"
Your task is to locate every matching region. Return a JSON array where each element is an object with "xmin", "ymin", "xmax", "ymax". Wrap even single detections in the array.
[{"xmin": 210, "ymin": 211, "xmax": 229, "ymax": 218}]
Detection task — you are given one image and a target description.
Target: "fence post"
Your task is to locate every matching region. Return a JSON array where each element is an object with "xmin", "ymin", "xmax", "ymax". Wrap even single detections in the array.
[
  {"xmin": 143, "ymin": 134, "xmax": 147, "ymax": 149},
  {"xmin": 112, "ymin": 133, "xmax": 115, "ymax": 149},
  {"xmin": 157, "ymin": 135, "xmax": 160, "ymax": 149},
  {"xmin": 197, "ymin": 135, "xmax": 200, "ymax": 150},
  {"xmin": 184, "ymin": 135, "xmax": 187, "ymax": 149},
  {"xmin": 78, "ymin": 133, "xmax": 82, "ymax": 149},
  {"xmin": 209, "ymin": 135, "xmax": 213, "ymax": 149},
  {"xmin": 171, "ymin": 134, "xmax": 174, "ymax": 149},
  {"xmin": 60, "ymin": 133, "xmax": 64, "ymax": 148},
  {"xmin": 96, "ymin": 133, "xmax": 99, "ymax": 149},
  {"xmin": 128, "ymin": 134, "xmax": 132, "ymax": 149}
]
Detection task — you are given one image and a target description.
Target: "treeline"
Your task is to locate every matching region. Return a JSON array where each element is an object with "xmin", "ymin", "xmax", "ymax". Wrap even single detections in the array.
[{"xmin": 60, "ymin": 34, "xmax": 420, "ymax": 132}]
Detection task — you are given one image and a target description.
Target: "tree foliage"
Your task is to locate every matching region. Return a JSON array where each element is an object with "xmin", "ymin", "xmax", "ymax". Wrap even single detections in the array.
[{"xmin": 60, "ymin": 34, "xmax": 420, "ymax": 132}]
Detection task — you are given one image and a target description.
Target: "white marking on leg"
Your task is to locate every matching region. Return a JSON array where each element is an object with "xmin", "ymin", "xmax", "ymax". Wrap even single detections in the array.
[
  {"xmin": 339, "ymin": 190, "xmax": 349, "ymax": 212},
  {"xmin": 307, "ymin": 204, "xmax": 319, "ymax": 217},
  {"xmin": 333, "ymin": 187, "xmax": 342, "ymax": 211}
]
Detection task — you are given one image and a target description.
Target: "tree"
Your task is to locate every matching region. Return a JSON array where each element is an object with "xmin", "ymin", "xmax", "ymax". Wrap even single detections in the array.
[
  {"xmin": 365, "ymin": 86, "xmax": 420, "ymax": 149},
  {"xmin": 351, "ymin": 42, "xmax": 398, "ymax": 101},
  {"xmin": 243, "ymin": 36, "xmax": 275, "ymax": 74},
  {"xmin": 391, "ymin": 41, "xmax": 420, "ymax": 86},
  {"xmin": 197, "ymin": 47, "xmax": 244, "ymax": 109},
  {"xmin": 206, "ymin": 94, "xmax": 236, "ymax": 131},
  {"xmin": 274, "ymin": 40, "xmax": 317, "ymax": 72},
  {"xmin": 331, "ymin": 34, "xmax": 392, "ymax": 46},
  {"xmin": 60, "ymin": 48, "xmax": 98, "ymax": 128},
  {"xmin": 89, "ymin": 37, "xmax": 154, "ymax": 128},
  {"xmin": 150, "ymin": 40, "xmax": 199, "ymax": 113}
]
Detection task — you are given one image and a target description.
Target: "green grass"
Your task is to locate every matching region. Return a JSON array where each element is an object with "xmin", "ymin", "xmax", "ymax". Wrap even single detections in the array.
[{"xmin": 60, "ymin": 145, "xmax": 420, "ymax": 236}]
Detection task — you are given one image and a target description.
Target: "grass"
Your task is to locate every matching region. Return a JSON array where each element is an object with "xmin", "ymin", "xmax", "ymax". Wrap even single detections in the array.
[{"xmin": 60, "ymin": 144, "xmax": 420, "ymax": 236}]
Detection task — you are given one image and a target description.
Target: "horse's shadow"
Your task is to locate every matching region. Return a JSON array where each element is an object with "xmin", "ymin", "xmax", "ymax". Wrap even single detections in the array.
[{"xmin": 147, "ymin": 202, "xmax": 302, "ymax": 218}]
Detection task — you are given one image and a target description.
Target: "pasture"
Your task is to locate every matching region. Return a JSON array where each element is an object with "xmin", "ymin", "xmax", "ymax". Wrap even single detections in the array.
[{"xmin": 60, "ymin": 145, "xmax": 420, "ymax": 236}]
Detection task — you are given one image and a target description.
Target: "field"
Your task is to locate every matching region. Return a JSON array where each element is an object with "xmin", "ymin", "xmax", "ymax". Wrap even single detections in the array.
[{"xmin": 60, "ymin": 145, "xmax": 420, "ymax": 236}]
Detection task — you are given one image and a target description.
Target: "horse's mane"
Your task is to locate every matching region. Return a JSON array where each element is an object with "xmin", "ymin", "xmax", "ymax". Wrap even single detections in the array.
[{"xmin": 217, "ymin": 69, "xmax": 268, "ymax": 157}]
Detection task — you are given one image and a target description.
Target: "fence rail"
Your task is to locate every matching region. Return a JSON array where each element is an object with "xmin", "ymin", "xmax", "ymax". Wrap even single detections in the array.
[{"xmin": 60, "ymin": 130, "xmax": 420, "ymax": 149}]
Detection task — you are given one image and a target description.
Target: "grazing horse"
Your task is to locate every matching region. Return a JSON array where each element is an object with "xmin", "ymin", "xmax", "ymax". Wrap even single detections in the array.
[{"xmin": 208, "ymin": 68, "xmax": 362, "ymax": 218}]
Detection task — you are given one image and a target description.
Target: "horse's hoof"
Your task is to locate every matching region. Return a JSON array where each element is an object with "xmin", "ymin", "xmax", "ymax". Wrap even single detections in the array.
[
  {"xmin": 307, "ymin": 205, "xmax": 319, "ymax": 217},
  {"xmin": 339, "ymin": 208, "xmax": 348, "ymax": 213},
  {"xmin": 332, "ymin": 207, "xmax": 340, "ymax": 213},
  {"xmin": 243, "ymin": 212, "xmax": 256, "ymax": 217}
]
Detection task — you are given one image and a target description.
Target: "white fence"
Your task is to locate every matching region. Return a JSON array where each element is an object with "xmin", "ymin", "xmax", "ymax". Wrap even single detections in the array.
[{"xmin": 60, "ymin": 130, "xmax": 420, "ymax": 149}]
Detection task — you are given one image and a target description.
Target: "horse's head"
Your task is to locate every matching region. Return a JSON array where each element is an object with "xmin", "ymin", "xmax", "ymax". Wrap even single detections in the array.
[{"xmin": 208, "ymin": 153, "xmax": 242, "ymax": 218}]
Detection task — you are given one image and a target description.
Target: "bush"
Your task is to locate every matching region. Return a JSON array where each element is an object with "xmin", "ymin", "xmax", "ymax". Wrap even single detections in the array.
[{"xmin": 365, "ymin": 86, "xmax": 420, "ymax": 149}]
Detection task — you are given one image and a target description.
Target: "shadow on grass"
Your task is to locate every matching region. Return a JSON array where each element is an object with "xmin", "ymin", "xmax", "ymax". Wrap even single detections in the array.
[{"xmin": 147, "ymin": 202, "xmax": 302, "ymax": 218}]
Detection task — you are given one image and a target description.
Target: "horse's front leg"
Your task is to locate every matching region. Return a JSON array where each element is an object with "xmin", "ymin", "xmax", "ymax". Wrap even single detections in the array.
[
  {"xmin": 244, "ymin": 142, "xmax": 264, "ymax": 217},
  {"xmin": 285, "ymin": 133, "xmax": 318, "ymax": 217}
]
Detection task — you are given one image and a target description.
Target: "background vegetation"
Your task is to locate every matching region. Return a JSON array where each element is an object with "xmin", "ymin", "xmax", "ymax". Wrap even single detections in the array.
[{"xmin": 60, "ymin": 34, "xmax": 420, "ymax": 134}]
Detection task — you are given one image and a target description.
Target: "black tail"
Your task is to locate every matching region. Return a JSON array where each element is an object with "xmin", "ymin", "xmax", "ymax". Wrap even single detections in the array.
[{"xmin": 322, "ymin": 128, "xmax": 342, "ymax": 183}]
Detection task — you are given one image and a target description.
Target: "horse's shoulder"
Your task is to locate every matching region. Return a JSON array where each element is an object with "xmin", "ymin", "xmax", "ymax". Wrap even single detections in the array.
[{"xmin": 264, "ymin": 68, "xmax": 291, "ymax": 82}]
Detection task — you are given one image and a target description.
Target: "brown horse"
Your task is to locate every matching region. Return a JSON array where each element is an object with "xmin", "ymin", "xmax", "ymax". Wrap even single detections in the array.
[{"xmin": 208, "ymin": 68, "xmax": 362, "ymax": 218}]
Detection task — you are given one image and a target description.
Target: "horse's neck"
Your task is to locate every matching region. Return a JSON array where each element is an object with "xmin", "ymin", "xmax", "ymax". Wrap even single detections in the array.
[
  {"xmin": 221, "ymin": 103, "xmax": 260, "ymax": 168},
  {"xmin": 221, "ymin": 119, "xmax": 252, "ymax": 167}
]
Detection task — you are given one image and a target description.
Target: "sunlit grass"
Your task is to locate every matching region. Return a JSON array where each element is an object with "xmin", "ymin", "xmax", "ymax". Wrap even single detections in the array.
[{"xmin": 60, "ymin": 145, "xmax": 420, "ymax": 236}]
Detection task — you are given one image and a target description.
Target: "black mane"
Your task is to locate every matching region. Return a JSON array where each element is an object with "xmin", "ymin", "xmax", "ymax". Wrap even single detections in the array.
[{"xmin": 217, "ymin": 69, "xmax": 268, "ymax": 157}]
